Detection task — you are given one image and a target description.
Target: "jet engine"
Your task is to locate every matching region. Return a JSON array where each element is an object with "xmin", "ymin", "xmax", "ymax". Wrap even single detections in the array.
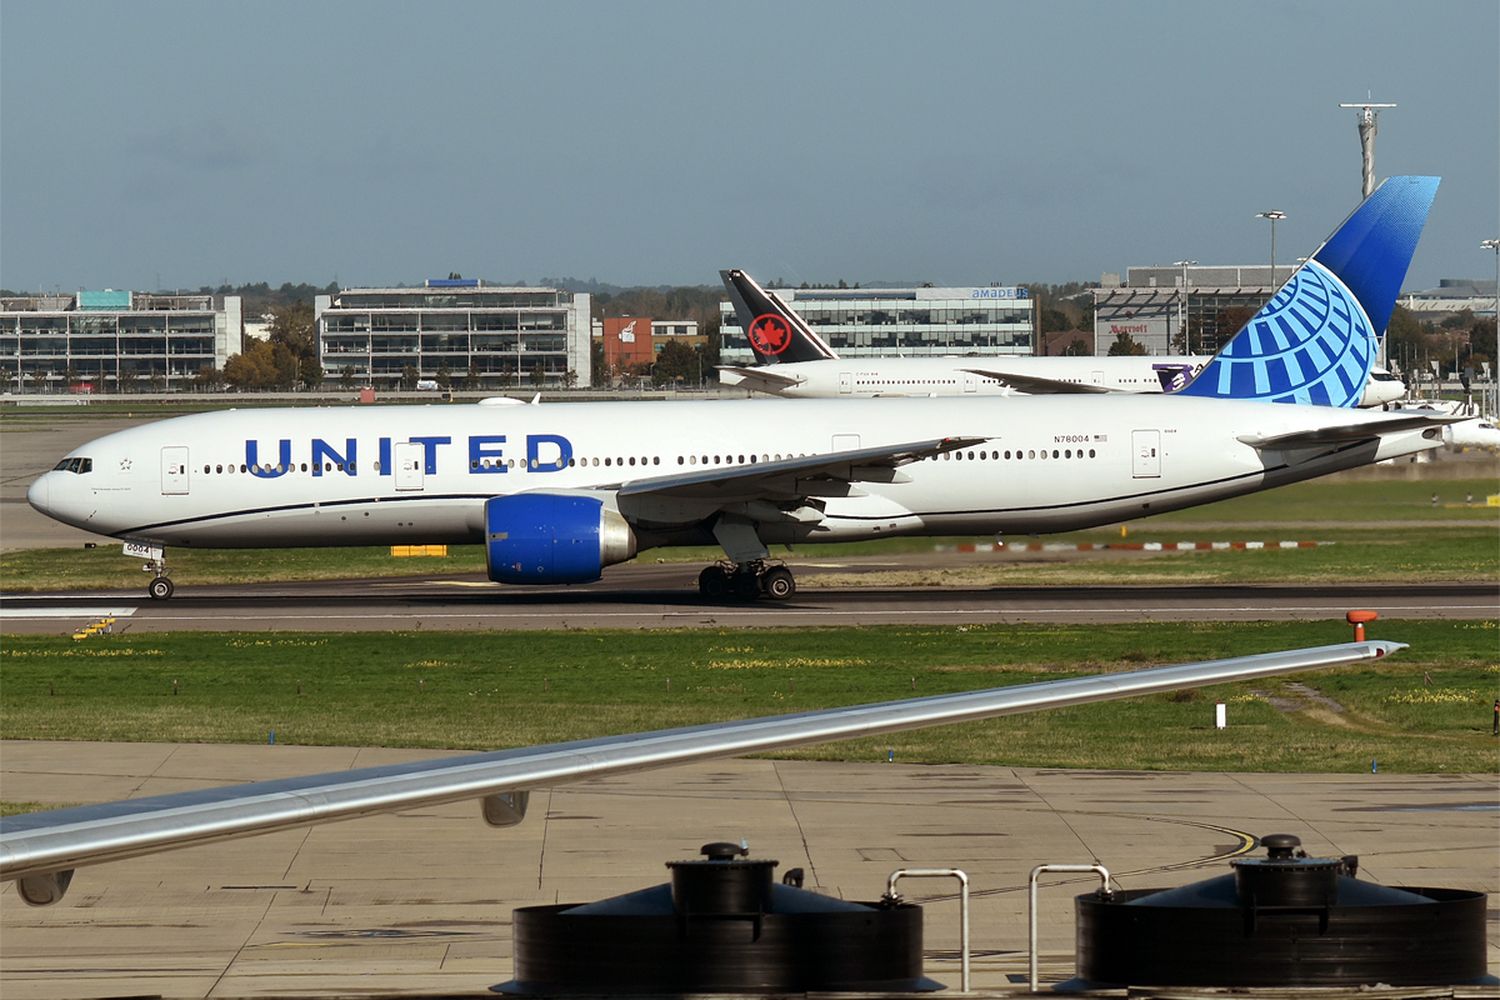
[{"xmin": 484, "ymin": 494, "xmax": 637, "ymax": 585}]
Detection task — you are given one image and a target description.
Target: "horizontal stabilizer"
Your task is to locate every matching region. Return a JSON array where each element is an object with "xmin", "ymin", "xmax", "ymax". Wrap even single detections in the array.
[
  {"xmin": 961, "ymin": 368, "xmax": 1119, "ymax": 395},
  {"xmin": 1237, "ymin": 414, "xmax": 1461, "ymax": 450},
  {"xmin": 716, "ymin": 365, "xmax": 805, "ymax": 393}
]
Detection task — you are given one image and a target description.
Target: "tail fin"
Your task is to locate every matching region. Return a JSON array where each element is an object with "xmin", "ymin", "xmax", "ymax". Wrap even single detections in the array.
[
  {"xmin": 1177, "ymin": 176, "xmax": 1439, "ymax": 407},
  {"xmin": 720, "ymin": 269, "xmax": 840, "ymax": 365}
]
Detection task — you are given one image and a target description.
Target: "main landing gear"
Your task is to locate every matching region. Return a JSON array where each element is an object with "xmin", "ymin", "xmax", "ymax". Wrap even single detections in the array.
[{"xmin": 697, "ymin": 561, "xmax": 796, "ymax": 602}]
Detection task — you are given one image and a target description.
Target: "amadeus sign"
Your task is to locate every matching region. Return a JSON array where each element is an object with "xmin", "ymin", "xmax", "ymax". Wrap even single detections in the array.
[{"xmin": 967, "ymin": 287, "xmax": 1029, "ymax": 299}]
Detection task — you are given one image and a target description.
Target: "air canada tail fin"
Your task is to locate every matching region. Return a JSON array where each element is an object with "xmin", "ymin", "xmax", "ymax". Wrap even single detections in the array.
[
  {"xmin": 720, "ymin": 269, "xmax": 840, "ymax": 365},
  {"xmin": 1177, "ymin": 176, "xmax": 1439, "ymax": 407}
]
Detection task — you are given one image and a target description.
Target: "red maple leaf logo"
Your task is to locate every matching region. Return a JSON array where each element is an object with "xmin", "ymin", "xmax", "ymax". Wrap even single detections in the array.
[{"xmin": 748, "ymin": 314, "xmax": 792, "ymax": 355}]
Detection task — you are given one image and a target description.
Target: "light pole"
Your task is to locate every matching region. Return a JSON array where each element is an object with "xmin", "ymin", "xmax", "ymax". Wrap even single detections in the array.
[
  {"xmin": 1256, "ymin": 211, "xmax": 1287, "ymax": 286},
  {"xmin": 1481, "ymin": 239, "xmax": 1499, "ymax": 413},
  {"xmin": 1172, "ymin": 260, "xmax": 1197, "ymax": 355},
  {"xmin": 1483, "ymin": 239, "xmax": 1500, "ymax": 323}
]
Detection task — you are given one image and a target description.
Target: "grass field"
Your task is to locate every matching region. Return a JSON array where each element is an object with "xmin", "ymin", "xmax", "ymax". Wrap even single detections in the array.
[
  {"xmin": 2, "ymin": 620, "xmax": 1494, "ymax": 776},
  {"xmin": 2, "ymin": 477, "xmax": 1496, "ymax": 591}
]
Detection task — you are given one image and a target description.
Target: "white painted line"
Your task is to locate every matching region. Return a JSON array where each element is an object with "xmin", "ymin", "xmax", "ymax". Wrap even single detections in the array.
[
  {"xmin": 0, "ymin": 606, "xmax": 138, "ymax": 619},
  {"xmin": 122, "ymin": 603, "xmax": 1498, "ymax": 625}
]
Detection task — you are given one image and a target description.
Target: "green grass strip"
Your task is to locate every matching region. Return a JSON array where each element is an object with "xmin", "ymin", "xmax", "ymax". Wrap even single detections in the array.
[{"xmin": 3, "ymin": 620, "xmax": 1495, "ymax": 774}]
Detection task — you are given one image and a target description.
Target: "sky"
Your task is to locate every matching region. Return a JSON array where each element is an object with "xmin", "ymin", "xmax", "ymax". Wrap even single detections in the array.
[{"xmin": 1, "ymin": 0, "xmax": 1496, "ymax": 294}]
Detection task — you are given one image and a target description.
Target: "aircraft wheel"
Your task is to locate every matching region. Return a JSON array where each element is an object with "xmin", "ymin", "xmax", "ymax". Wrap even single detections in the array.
[
  {"xmin": 698, "ymin": 567, "xmax": 729, "ymax": 599},
  {"xmin": 732, "ymin": 572, "xmax": 761, "ymax": 600},
  {"xmin": 761, "ymin": 566, "xmax": 796, "ymax": 600},
  {"xmin": 148, "ymin": 576, "xmax": 175, "ymax": 601}
]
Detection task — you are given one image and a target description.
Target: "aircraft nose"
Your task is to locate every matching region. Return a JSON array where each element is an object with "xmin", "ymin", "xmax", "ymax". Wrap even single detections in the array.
[{"xmin": 27, "ymin": 475, "xmax": 50, "ymax": 514}]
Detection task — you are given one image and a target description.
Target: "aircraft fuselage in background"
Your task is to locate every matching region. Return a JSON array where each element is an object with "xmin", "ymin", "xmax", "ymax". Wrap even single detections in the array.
[{"xmin": 719, "ymin": 354, "xmax": 1407, "ymax": 406}]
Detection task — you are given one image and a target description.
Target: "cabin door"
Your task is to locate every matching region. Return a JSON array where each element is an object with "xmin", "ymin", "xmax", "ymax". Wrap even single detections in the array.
[
  {"xmin": 1131, "ymin": 430, "xmax": 1161, "ymax": 478},
  {"xmin": 160, "ymin": 446, "xmax": 190, "ymax": 495},
  {"xmin": 394, "ymin": 442, "xmax": 425, "ymax": 491},
  {"xmin": 839, "ymin": 372, "xmax": 854, "ymax": 394}
]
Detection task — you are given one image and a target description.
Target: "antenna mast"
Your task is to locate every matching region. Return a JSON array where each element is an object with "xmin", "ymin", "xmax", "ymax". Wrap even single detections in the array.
[{"xmin": 1338, "ymin": 97, "xmax": 1397, "ymax": 198}]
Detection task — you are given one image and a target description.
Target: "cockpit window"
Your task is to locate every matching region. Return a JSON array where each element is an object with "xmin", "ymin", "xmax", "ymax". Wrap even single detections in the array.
[{"xmin": 52, "ymin": 457, "xmax": 93, "ymax": 474}]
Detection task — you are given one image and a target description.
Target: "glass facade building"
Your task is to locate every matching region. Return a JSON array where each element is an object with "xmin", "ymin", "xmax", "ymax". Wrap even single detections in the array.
[
  {"xmin": 0, "ymin": 292, "xmax": 241, "ymax": 392},
  {"xmin": 317, "ymin": 281, "xmax": 591, "ymax": 388},
  {"xmin": 719, "ymin": 286, "xmax": 1035, "ymax": 363},
  {"xmin": 1092, "ymin": 265, "xmax": 1288, "ymax": 357}
]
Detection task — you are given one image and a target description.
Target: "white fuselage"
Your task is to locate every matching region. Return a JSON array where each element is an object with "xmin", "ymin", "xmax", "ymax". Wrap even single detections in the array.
[
  {"xmin": 28, "ymin": 395, "xmax": 1441, "ymax": 556},
  {"xmin": 720, "ymin": 356, "xmax": 1406, "ymax": 407}
]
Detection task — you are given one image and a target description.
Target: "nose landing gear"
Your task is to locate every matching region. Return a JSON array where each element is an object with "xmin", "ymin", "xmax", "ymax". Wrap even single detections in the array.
[
  {"xmin": 697, "ymin": 561, "xmax": 796, "ymax": 601},
  {"xmin": 139, "ymin": 549, "xmax": 174, "ymax": 600}
]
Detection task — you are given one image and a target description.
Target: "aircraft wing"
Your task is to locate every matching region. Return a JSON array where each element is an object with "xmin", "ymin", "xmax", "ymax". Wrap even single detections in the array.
[
  {"xmin": 0, "ymin": 639, "xmax": 1400, "ymax": 904},
  {"xmin": 613, "ymin": 436, "xmax": 985, "ymax": 501},
  {"xmin": 1236, "ymin": 415, "xmax": 1463, "ymax": 450},
  {"xmin": 960, "ymin": 368, "xmax": 1120, "ymax": 395},
  {"xmin": 716, "ymin": 365, "xmax": 805, "ymax": 393}
]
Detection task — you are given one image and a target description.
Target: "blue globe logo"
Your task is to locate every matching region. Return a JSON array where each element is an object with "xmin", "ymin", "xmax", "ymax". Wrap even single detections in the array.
[{"xmin": 1187, "ymin": 260, "xmax": 1375, "ymax": 407}]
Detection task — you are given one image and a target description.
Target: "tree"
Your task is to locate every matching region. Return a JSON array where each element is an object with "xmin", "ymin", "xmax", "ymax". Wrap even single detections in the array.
[
  {"xmin": 267, "ymin": 303, "xmax": 320, "ymax": 388},
  {"xmin": 529, "ymin": 362, "xmax": 546, "ymax": 387},
  {"xmin": 399, "ymin": 364, "xmax": 419, "ymax": 390},
  {"xmin": 1107, "ymin": 332, "xmax": 1148, "ymax": 356},
  {"xmin": 298, "ymin": 355, "xmax": 323, "ymax": 390},
  {"xmin": 338, "ymin": 366, "xmax": 356, "ymax": 390},
  {"xmin": 436, "ymin": 361, "xmax": 453, "ymax": 390},
  {"xmin": 1469, "ymin": 316, "xmax": 1496, "ymax": 368},
  {"xmin": 590, "ymin": 340, "xmax": 606, "ymax": 387},
  {"xmin": 224, "ymin": 340, "xmax": 279, "ymax": 389},
  {"xmin": 194, "ymin": 365, "xmax": 225, "ymax": 391},
  {"xmin": 1063, "ymin": 337, "xmax": 1089, "ymax": 357},
  {"xmin": 652, "ymin": 340, "xmax": 698, "ymax": 386},
  {"xmin": 267, "ymin": 303, "xmax": 318, "ymax": 358},
  {"xmin": 271, "ymin": 343, "xmax": 300, "ymax": 389}
]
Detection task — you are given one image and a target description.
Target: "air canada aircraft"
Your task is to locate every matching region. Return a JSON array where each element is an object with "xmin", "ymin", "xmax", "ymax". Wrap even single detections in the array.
[
  {"xmin": 717, "ymin": 206, "xmax": 1411, "ymax": 407},
  {"xmin": 0, "ymin": 636, "xmax": 1402, "ymax": 906},
  {"xmin": 28, "ymin": 177, "xmax": 1452, "ymax": 603}
]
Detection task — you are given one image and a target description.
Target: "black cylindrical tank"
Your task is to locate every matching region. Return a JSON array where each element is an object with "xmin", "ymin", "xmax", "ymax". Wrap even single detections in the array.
[
  {"xmin": 500, "ymin": 842, "xmax": 938, "ymax": 993},
  {"xmin": 1076, "ymin": 833, "xmax": 1489, "ymax": 986}
]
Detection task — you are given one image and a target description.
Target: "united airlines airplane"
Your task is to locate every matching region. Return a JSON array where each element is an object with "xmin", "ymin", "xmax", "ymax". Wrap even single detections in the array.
[{"xmin": 28, "ymin": 177, "xmax": 1448, "ymax": 602}]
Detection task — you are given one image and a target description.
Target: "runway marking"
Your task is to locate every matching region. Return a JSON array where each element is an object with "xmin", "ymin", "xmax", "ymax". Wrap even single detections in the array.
[
  {"xmin": 0, "ymin": 606, "xmax": 138, "ymax": 619},
  {"xmin": 119, "ymin": 603, "xmax": 1497, "ymax": 625}
]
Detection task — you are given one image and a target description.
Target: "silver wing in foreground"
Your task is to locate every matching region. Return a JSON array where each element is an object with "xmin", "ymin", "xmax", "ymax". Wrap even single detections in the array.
[{"xmin": 0, "ymin": 639, "xmax": 1401, "ymax": 905}]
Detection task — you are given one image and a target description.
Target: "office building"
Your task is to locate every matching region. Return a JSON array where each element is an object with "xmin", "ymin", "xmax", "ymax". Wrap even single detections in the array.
[
  {"xmin": 719, "ymin": 285, "xmax": 1035, "ymax": 364},
  {"xmin": 317, "ymin": 279, "xmax": 591, "ymax": 389},
  {"xmin": 0, "ymin": 290, "xmax": 241, "ymax": 392}
]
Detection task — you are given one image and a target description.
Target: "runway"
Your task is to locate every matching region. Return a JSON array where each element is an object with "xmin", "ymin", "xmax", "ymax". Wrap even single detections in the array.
[{"xmin": 1, "ymin": 562, "xmax": 1493, "ymax": 633}]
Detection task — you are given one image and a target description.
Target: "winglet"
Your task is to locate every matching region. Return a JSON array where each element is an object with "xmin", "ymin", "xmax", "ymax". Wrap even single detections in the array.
[
  {"xmin": 1177, "ymin": 176, "xmax": 1439, "ymax": 408},
  {"xmin": 720, "ymin": 269, "xmax": 839, "ymax": 365}
]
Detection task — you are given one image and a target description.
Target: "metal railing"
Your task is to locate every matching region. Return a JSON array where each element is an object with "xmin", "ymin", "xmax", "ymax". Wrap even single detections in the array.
[
  {"xmin": 885, "ymin": 867, "xmax": 970, "ymax": 992},
  {"xmin": 1029, "ymin": 863, "xmax": 1113, "ymax": 991}
]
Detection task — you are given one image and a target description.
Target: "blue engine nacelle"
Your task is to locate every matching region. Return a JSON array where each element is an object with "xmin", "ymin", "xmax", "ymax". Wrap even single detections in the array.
[{"xmin": 484, "ymin": 494, "xmax": 638, "ymax": 585}]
